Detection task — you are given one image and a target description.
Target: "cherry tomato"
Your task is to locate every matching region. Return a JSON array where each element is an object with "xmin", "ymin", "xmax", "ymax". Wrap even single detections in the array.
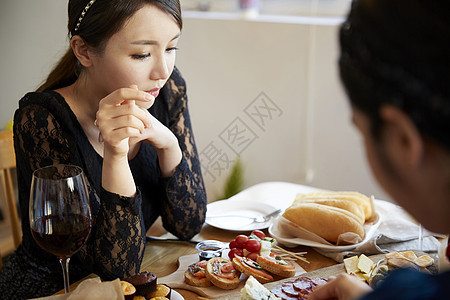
[
  {"xmin": 251, "ymin": 230, "xmax": 266, "ymax": 239},
  {"xmin": 235, "ymin": 235, "xmax": 249, "ymax": 248},
  {"xmin": 228, "ymin": 248, "xmax": 244, "ymax": 259},
  {"xmin": 246, "ymin": 252, "xmax": 259, "ymax": 261},
  {"xmin": 245, "ymin": 239, "xmax": 261, "ymax": 253},
  {"xmin": 229, "ymin": 240, "xmax": 237, "ymax": 249}
]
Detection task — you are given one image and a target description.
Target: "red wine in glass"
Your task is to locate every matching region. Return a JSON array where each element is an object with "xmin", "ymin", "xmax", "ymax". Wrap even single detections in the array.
[
  {"xmin": 30, "ymin": 165, "xmax": 92, "ymax": 293},
  {"xmin": 31, "ymin": 214, "xmax": 91, "ymax": 259}
]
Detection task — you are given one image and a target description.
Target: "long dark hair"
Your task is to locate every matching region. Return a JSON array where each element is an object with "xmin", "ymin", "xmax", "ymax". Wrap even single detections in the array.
[
  {"xmin": 37, "ymin": 0, "xmax": 182, "ymax": 92},
  {"xmin": 339, "ymin": 0, "xmax": 450, "ymax": 150}
]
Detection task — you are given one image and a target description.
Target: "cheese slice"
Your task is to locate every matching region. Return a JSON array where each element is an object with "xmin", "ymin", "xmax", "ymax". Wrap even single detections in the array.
[
  {"xmin": 400, "ymin": 250, "xmax": 418, "ymax": 261},
  {"xmin": 414, "ymin": 255, "xmax": 434, "ymax": 268},
  {"xmin": 259, "ymin": 240, "xmax": 272, "ymax": 257},
  {"xmin": 357, "ymin": 254, "xmax": 374, "ymax": 274},
  {"xmin": 353, "ymin": 272, "xmax": 369, "ymax": 282},
  {"xmin": 344, "ymin": 256, "xmax": 359, "ymax": 274},
  {"xmin": 240, "ymin": 276, "xmax": 280, "ymax": 300}
]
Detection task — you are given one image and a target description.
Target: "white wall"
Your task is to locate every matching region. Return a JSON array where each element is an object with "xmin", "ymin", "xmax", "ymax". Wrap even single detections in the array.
[
  {"xmin": 0, "ymin": 0, "xmax": 68, "ymax": 128},
  {"xmin": 0, "ymin": 1, "xmax": 392, "ymax": 204},
  {"xmin": 181, "ymin": 0, "xmax": 352, "ymax": 17},
  {"xmin": 176, "ymin": 14, "xmax": 391, "ymax": 203}
]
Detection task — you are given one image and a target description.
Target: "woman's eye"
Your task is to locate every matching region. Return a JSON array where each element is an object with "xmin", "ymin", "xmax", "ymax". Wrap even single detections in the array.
[
  {"xmin": 166, "ymin": 47, "xmax": 179, "ymax": 53},
  {"xmin": 132, "ymin": 54, "xmax": 150, "ymax": 60}
]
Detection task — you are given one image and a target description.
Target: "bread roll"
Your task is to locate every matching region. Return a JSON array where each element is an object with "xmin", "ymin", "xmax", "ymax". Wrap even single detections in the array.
[
  {"xmin": 282, "ymin": 202, "xmax": 365, "ymax": 243},
  {"xmin": 294, "ymin": 191, "xmax": 373, "ymax": 221},
  {"xmin": 293, "ymin": 198, "xmax": 365, "ymax": 224}
]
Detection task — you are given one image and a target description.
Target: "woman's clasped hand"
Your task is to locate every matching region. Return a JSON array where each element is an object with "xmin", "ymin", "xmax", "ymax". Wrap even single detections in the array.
[{"xmin": 94, "ymin": 86, "xmax": 155, "ymax": 151}]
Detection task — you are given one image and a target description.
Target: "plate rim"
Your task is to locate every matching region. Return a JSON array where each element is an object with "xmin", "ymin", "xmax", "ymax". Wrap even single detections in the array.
[
  {"xmin": 171, "ymin": 290, "xmax": 184, "ymax": 300},
  {"xmin": 205, "ymin": 200, "xmax": 278, "ymax": 231}
]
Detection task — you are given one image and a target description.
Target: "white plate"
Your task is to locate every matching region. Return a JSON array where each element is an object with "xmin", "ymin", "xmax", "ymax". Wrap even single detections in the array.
[
  {"xmin": 268, "ymin": 211, "xmax": 382, "ymax": 251},
  {"xmin": 205, "ymin": 200, "xmax": 279, "ymax": 231},
  {"xmin": 171, "ymin": 290, "xmax": 183, "ymax": 300}
]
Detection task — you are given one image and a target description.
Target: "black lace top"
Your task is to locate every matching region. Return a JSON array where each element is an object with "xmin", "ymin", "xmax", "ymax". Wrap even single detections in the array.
[{"xmin": 0, "ymin": 67, "xmax": 207, "ymax": 299}]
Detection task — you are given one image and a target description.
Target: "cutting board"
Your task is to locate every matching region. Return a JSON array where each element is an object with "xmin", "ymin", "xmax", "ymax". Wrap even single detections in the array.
[{"xmin": 158, "ymin": 254, "xmax": 306, "ymax": 298}]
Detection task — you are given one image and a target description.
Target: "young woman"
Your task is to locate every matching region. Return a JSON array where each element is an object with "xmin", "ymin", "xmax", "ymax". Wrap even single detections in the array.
[
  {"xmin": 310, "ymin": 0, "xmax": 450, "ymax": 299},
  {"xmin": 0, "ymin": 0, "xmax": 206, "ymax": 298}
]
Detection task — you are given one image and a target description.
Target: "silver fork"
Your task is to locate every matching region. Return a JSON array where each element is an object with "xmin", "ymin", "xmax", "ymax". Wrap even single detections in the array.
[{"xmin": 206, "ymin": 209, "xmax": 282, "ymax": 223}]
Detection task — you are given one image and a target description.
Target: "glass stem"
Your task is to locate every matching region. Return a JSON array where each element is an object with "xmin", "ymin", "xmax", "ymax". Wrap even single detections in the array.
[
  {"xmin": 59, "ymin": 257, "xmax": 71, "ymax": 293},
  {"xmin": 418, "ymin": 224, "xmax": 424, "ymax": 251}
]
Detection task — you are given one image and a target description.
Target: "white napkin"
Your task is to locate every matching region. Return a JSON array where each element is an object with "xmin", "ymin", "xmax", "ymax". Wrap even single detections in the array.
[
  {"xmin": 315, "ymin": 200, "xmax": 444, "ymax": 262},
  {"xmin": 29, "ymin": 278, "xmax": 124, "ymax": 300}
]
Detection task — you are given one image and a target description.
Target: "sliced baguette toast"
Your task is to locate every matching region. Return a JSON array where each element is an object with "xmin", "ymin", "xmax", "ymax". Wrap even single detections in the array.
[
  {"xmin": 184, "ymin": 269, "xmax": 212, "ymax": 287},
  {"xmin": 256, "ymin": 254, "xmax": 296, "ymax": 278},
  {"xmin": 205, "ymin": 257, "xmax": 240, "ymax": 290},
  {"xmin": 232, "ymin": 256, "xmax": 274, "ymax": 284}
]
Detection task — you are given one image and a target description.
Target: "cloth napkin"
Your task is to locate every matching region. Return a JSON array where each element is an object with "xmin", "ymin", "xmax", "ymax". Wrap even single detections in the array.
[
  {"xmin": 29, "ymin": 278, "xmax": 124, "ymax": 300},
  {"xmin": 315, "ymin": 200, "xmax": 444, "ymax": 262}
]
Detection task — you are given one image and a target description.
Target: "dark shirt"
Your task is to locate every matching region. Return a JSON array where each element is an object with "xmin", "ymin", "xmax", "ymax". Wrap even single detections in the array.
[
  {"xmin": 361, "ymin": 268, "xmax": 450, "ymax": 300},
  {"xmin": 0, "ymin": 67, "xmax": 207, "ymax": 299}
]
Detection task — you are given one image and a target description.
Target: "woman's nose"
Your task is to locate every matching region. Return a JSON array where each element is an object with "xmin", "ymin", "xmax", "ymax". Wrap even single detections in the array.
[{"xmin": 150, "ymin": 55, "xmax": 170, "ymax": 80}]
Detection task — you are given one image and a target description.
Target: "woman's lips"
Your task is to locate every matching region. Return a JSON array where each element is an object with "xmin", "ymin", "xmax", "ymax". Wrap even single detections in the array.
[{"xmin": 147, "ymin": 89, "xmax": 160, "ymax": 98}]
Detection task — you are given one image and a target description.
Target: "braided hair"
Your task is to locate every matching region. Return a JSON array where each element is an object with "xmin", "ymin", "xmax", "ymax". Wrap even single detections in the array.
[{"xmin": 339, "ymin": 0, "xmax": 450, "ymax": 150}]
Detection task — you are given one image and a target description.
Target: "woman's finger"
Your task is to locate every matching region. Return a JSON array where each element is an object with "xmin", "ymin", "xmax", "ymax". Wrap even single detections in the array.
[
  {"xmin": 128, "ymin": 84, "xmax": 155, "ymax": 109},
  {"xmin": 100, "ymin": 87, "xmax": 154, "ymax": 106},
  {"xmin": 101, "ymin": 115, "xmax": 146, "ymax": 136},
  {"xmin": 97, "ymin": 101, "xmax": 151, "ymax": 128}
]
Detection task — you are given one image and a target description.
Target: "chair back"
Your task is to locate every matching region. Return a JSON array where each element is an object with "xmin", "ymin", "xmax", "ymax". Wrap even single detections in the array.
[{"xmin": 0, "ymin": 130, "xmax": 21, "ymax": 251}]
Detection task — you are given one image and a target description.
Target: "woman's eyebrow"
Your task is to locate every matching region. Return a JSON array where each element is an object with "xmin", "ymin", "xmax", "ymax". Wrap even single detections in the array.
[
  {"xmin": 131, "ymin": 40, "xmax": 157, "ymax": 45},
  {"xmin": 131, "ymin": 33, "xmax": 181, "ymax": 45}
]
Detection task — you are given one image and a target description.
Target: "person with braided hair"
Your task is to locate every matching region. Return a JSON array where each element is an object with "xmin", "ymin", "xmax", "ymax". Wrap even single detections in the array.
[
  {"xmin": 0, "ymin": 0, "xmax": 206, "ymax": 298},
  {"xmin": 310, "ymin": 0, "xmax": 450, "ymax": 299}
]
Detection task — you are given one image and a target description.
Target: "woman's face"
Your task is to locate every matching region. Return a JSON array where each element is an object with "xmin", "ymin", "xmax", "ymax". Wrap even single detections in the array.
[{"xmin": 88, "ymin": 4, "xmax": 180, "ymax": 100}]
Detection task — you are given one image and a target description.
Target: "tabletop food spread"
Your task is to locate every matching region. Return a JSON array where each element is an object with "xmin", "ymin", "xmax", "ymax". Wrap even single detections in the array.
[{"xmin": 40, "ymin": 182, "xmax": 445, "ymax": 300}]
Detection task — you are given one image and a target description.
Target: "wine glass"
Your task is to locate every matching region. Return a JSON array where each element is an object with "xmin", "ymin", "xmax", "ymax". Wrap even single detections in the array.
[
  {"xmin": 368, "ymin": 257, "xmax": 422, "ymax": 288},
  {"xmin": 29, "ymin": 164, "xmax": 92, "ymax": 293},
  {"xmin": 418, "ymin": 224, "xmax": 424, "ymax": 251}
]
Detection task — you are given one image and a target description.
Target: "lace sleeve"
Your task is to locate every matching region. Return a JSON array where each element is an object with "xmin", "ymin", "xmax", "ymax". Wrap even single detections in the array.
[
  {"xmin": 14, "ymin": 97, "xmax": 145, "ymax": 280},
  {"xmin": 159, "ymin": 69, "xmax": 207, "ymax": 240},
  {"xmin": 91, "ymin": 188, "xmax": 145, "ymax": 279}
]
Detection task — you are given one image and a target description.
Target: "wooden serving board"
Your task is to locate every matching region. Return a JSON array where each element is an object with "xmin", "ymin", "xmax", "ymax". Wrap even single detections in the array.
[
  {"xmin": 158, "ymin": 254, "xmax": 307, "ymax": 299},
  {"xmin": 214, "ymin": 251, "xmax": 437, "ymax": 299},
  {"xmin": 214, "ymin": 253, "xmax": 386, "ymax": 300}
]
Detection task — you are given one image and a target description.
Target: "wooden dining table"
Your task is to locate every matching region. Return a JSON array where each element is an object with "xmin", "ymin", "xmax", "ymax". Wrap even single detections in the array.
[
  {"xmin": 61, "ymin": 215, "xmax": 337, "ymax": 299},
  {"xmin": 58, "ymin": 182, "xmax": 346, "ymax": 299},
  {"xmin": 50, "ymin": 181, "xmax": 444, "ymax": 299}
]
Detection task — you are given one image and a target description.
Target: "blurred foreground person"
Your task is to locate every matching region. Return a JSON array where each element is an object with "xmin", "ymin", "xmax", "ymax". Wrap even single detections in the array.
[{"xmin": 310, "ymin": 0, "xmax": 450, "ymax": 299}]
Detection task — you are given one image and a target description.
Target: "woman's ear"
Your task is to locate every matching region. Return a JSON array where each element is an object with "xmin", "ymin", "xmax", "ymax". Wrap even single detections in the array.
[
  {"xmin": 379, "ymin": 105, "xmax": 424, "ymax": 170},
  {"xmin": 70, "ymin": 35, "xmax": 92, "ymax": 67}
]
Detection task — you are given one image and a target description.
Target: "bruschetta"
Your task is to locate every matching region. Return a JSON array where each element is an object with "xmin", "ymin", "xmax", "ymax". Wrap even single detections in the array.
[
  {"xmin": 257, "ymin": 253, "xmax": 296, "ymax": 278},
  {"xmin": 184, "ymin": 260, "xmax": 213, "ymax": 287},
  {"xmin": 205, "ymin": 257, "xmax": 241, "ymax": 289},
  {"xmin": 232, "ymin": 255, "xmax": 274, "ymax": 284}
]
